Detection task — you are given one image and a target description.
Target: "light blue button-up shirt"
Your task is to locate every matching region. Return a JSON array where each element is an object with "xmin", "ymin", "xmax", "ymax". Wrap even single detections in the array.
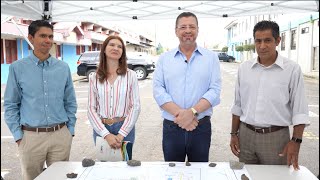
[
  {"xmin": 4, "ymin": 52, "xmax": 77, "ymax": 141},
  {"xmin": 153, "ymin": 46, "xmax": 221, "ymax": 121}
]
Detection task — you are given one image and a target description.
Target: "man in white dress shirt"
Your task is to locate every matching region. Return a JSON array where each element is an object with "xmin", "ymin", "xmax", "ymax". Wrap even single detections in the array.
[{"xmin": 229, "ymin": 20, "xmax": 309, "ymax": 171}]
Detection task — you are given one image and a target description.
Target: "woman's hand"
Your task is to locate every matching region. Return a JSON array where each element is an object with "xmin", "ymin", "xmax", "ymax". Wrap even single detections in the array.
[{"xmin": 104, "ymin": 134, "xmax": 122, "ymax": 149}]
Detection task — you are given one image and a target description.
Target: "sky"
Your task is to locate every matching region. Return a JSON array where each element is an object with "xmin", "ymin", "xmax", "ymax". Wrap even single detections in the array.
[{"xmin": 108, "ymin": 17, "xmax": 234, "ymax": 50}]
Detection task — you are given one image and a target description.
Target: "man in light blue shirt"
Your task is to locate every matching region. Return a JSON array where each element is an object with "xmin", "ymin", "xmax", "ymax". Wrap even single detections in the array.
[
  {"xmin": 153, "ymin": 12, "xmax": 221, "ymax": 162},
  {"xmin": 4, "ymin": 20, "xmax": 77, "ymax": 180}
]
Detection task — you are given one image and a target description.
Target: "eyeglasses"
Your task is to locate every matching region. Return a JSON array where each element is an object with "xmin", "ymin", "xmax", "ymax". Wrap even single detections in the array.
[{"xmin": 177, "ymin": 25, "xmax": 198, "ymax": 31}]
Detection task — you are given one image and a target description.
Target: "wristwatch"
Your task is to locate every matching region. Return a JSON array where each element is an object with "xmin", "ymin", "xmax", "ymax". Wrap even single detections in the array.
[
  {"xmin": 291, "ymin": 137, "xmax": 302, "ymax": 143},
  {"xmin": 190, "ymin": 107, "xmax": 199, "ymax": 117}
]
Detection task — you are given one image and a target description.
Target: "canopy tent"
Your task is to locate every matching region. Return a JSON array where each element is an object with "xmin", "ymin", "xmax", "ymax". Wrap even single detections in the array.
[{"xmin": 1, "ymin": 1, "xmax": 319, "ymax": 22}]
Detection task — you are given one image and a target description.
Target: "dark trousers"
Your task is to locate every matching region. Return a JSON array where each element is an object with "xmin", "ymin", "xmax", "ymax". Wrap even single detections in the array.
[{"xmin": 162, "ymin": 116, "xmax": 212, "ymax": 162}]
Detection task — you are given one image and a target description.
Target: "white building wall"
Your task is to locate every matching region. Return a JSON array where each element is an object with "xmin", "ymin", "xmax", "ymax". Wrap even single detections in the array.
[{"xmin": 297, "ymin": 22, "xmax": 313, "ymax": 73}]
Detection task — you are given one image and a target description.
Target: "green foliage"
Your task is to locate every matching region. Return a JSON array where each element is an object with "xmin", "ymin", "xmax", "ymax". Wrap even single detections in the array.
[
  {"xmin": 243, "ymin": 44, "xmax": 250, "ymax": 51},
  {"xmin": 243, "ymin": 44, "xmax": 255, "ymax": 51},
  {"xmin": 235, "ymin": 45, "xmax": 244, "ymax": 52},
  {"xmin": 222, "ymin": 46, "xmax": 228, "ymax": 52},
  {"xmin": 156, "ymin": 43, "xmax": 164, "ymax": 55}
]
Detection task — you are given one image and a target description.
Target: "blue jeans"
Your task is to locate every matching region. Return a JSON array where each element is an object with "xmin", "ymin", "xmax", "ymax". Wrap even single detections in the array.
[
  {"xmin": 162, "ymin": 116, "xmax": 212, "ymax": 162},
  {"xmin": 93, "ymin": 121, "xmax": 135, "ymax": 160}
]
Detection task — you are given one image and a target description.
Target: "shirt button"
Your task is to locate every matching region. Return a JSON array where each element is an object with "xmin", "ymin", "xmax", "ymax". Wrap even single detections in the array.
[
  {"xmin": 44, "ymin": 81, "xmax": 46, "ymax": 83},
  {"xmin": 45, "ymin": 93, "xmax": 47, "ymax": 95},
  {"xmin": 46, "ymin": 105, "xmax": 48, "ymax": 107}
]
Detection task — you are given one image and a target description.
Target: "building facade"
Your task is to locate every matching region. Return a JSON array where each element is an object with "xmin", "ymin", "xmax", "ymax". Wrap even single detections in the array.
[
  {"xmin": 224, "ymin": 12, "xmax": 319, "ymax": 75},
  {"xmin": 1, "ymin": 18, "xmax": 154, "ymax": 84}
]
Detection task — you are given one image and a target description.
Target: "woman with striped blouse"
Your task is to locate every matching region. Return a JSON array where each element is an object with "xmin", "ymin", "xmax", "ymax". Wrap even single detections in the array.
[{"xmin": 87, "ymin": 35, "xmax": 141, "ymax": 160}]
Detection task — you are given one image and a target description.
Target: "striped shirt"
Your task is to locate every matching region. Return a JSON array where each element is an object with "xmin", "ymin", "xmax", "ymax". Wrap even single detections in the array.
[{"xmin": 87, "ymin": 69, "xmax": 141, "ymax": 138}]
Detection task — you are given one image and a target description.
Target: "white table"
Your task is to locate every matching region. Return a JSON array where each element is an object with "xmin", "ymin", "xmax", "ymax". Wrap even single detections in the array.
[{"xmin": 35, "ymin": 161, "xmax": 318, "ymax": 180}]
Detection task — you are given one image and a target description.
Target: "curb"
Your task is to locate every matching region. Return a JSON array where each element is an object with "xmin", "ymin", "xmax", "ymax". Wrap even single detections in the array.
[{"xmin": 303, "ymin": 74, "xmax": 319, "ymax": 80}]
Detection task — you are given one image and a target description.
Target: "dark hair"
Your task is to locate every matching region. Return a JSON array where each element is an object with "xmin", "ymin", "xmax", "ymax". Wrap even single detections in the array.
[
  {"xmin": 28, "ymin": 20, "xmax": 53, "ymax": 37},
  {"xmin": 96, "ymin": 35, "xmax": 128, "ymax": 83},
  {"xmin": 253, "ymin": 20, "xmax": 279, "ymax": 40},
  {"xmin": 175, "ymin": 12, "xmax": 198, "ymax": 28}
]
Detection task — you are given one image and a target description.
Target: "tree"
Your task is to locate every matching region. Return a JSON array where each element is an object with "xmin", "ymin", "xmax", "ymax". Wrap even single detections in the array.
[
  {"xmin": 235, "ymin": 45, "xmax": 244, "ymax": 52},
  {"xmin": 156, "ymin": 43, "xmax": 164, "ymax": 55},
  {"xmin": 222, "ymin": 46, "xmax": 228, "ymax": 52},
  {"xmin": 243, "ymin": 44, "xmax": 255, "ymax": 51}
]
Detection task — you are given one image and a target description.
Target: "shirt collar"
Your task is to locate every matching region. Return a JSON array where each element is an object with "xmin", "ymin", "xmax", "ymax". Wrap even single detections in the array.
[
  {"xmin": 251, "ymin": 52, "xmax": 284, "ymax": 69},
  {"xmin": 30, "ymin": 51, "xmax": 52, "ymax": 66},
  {"xmin": 173, "ymin": 44, "xmax": 203, "ymax": 58}
]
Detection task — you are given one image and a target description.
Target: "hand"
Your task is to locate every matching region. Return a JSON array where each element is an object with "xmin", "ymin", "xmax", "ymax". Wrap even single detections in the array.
[
  {"xmin": 116, "ymin": 134, "xmax": 124, "ymax": 143},
  {"xmin": 184, "ymin": 118, "xmax": 199, "ymax": 131},
  {"xmin": 104, "ymin": 134, "xmax": 122, "ymax": 149},
  {"xmin": 174, "ymin": 109, "xmax": 194, "ymax": 129},
  {"xmin": 279, "ymin": 141, "xmax": 301, "ymax": 170},
  {"xmin": 230, "ymin": 135, "xmax": 240, "ymax": 157}
]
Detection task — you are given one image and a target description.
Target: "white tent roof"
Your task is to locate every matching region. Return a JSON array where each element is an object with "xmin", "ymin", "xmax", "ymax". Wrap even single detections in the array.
[{"xmin": 1, "ymin": 1, "xmax": 319, "ymax": 22}]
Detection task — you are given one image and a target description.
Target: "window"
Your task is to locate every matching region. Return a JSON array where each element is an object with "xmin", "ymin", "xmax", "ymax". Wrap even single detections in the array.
[
  {"xmin": 1, "ymin": 40, "xmax": 4, "ymax": 64},
  {"xmin": 76, "ymin": 45, "xmax": 80, "ymax": 55},
  {"xmin": 5, "ymin": 40, "xmax": 17, "ymax": 64},
  {"xmin": 76, "ymin": 45, "xmax": 85, "ymax": 55},
  {"xmin": 281, "ymin": 32, "xmax": 286, "ymax": 51},
  {"xmin": 301, "ymin": 27, "xmax": 309, "ymax": 34},
  {"xmin": 291, "ymin": 29, "xmax": 297, "ymax": 50},
  {"xmin": 56, "ymin": 44, "xmax": 61, "ymax": 58}
]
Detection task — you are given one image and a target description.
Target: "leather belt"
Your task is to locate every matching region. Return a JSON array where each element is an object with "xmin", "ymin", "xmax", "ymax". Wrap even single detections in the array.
[
  {"xmin": 102, "ymin": 117, "xmax": 126, "ymax": 126},
  {"xmin": 22, "ymin": 122, "xmax": 66, "ymax": 132},
  {"xmin": 243, "ymin": 122, "xmax": 287, "ymax": 134}
]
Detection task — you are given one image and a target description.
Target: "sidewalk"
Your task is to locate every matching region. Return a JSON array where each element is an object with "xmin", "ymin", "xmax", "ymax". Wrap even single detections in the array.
[{"xmin": 303, "ymin": 71, "xmax": 319, "ymax": 80}]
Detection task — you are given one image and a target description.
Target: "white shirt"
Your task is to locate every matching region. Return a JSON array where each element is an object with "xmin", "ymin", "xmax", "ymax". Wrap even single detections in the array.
[
  {"xmin": 88, "ymin": 70, "xmax": 141, "ymax": 138},
  {"xmin": 231, "ymin": 54, "xmax": 309, "ymax": 127}
]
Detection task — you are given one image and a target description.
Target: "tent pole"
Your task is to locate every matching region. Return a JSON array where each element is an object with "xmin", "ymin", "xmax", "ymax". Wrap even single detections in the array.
[{"xmin": 11, "ymin": 19, "xmax": 34, "ymax": 50}]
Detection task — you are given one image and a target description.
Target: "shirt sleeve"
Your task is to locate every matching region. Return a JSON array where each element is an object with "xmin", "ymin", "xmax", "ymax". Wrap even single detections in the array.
[
  {"xmin": 231, "ymin": 66, "xmax": 243, "ymax": 116},
  {"xmin": 290, "ymin": 66, "xmax": 309, "ymax": 126},
  {"xmin": 87, "ymin": 73, "xmax": 110, "ymax": 138},
  {"xmin": 202, "ymin": 53, "xmax": 221, "ymax": 107},
  {"xmin": 153, "ymin": 55, "xmax": 173, "ymax": 107},
  {"xmin": 4, "ymin": 64, "xmax": 23, "ymax": 141},
  {"xmin": 64, "ymin": 66, "xmax": 78, "ymax": 136},
  {"xmin": 119, "ymin": 71, "xmax": 141, "ymax": 137}
]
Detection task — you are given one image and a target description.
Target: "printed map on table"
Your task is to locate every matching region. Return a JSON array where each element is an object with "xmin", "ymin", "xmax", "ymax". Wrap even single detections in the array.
[{"xmin": 76, "ymin": 162, "xmax": 251, "ymax": 180}]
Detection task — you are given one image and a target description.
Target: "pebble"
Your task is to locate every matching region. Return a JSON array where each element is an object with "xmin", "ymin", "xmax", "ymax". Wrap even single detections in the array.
[
  {"xmin": 82, "ymin": 158, "xmax": 95, "ymax": 167},
  {"xmin": 127, "ymin": 159, "xmax": 141, "ymax": 166},
  {"xmin": 169, "ymin": 163, "xmax": 176, "ymax": 167},
  {"xmin": 208, "ymin": 162, "xmax": 217, "ymax": 167},
  {"xmin": 185, "ymin": 161, "xmax": 191, "ymax": 166},
  {"xmin": 66, "ymin": 173, "xmax": 78, "ymax": 178}
]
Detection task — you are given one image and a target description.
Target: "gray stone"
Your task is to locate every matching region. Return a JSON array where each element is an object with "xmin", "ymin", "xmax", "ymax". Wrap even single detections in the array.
[
  {"xmin": 208, "ymin": 162, "xmax": 217, "ymax": 167},
  {"xmin": 185, "ymin": 161, "xmax": 191, "ymax": 166},
  {"xmin": 127, "ymin": 159, "xmax": 141, "ymax": 166},
  {"xmin": 241, "ymin": 174, "xmax": 249, "ymax": 180},
  {"xmin": 82, "ymin": 158, "xmax": 95, "ymax": 167},
  {"xmin": 229, "ymin": 160, "xmax": 244, "ymax": 170},
  {"xmin": 169, "ymin": 163, "xmax": 176, "ymax": 167},
  {"xmin": 66, "ymin": 173, "xmax": 78, "ymax": 178}
]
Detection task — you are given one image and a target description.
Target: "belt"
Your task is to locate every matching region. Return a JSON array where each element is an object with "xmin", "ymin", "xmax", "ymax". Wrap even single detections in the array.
[
  {"xmin": 102, "ymin": 117, "xmax": 126, "ymax": 126},
  {"xmin": 22, "ymin": 122, "xmax": 66, "ymax": 132},
  {"xmin": 243, "ymin": 122, "xmax": 287, "ymax": 134},
  {"xmin": 164, "ymin": 116, "xmax": 210, "ymax": 127}
]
